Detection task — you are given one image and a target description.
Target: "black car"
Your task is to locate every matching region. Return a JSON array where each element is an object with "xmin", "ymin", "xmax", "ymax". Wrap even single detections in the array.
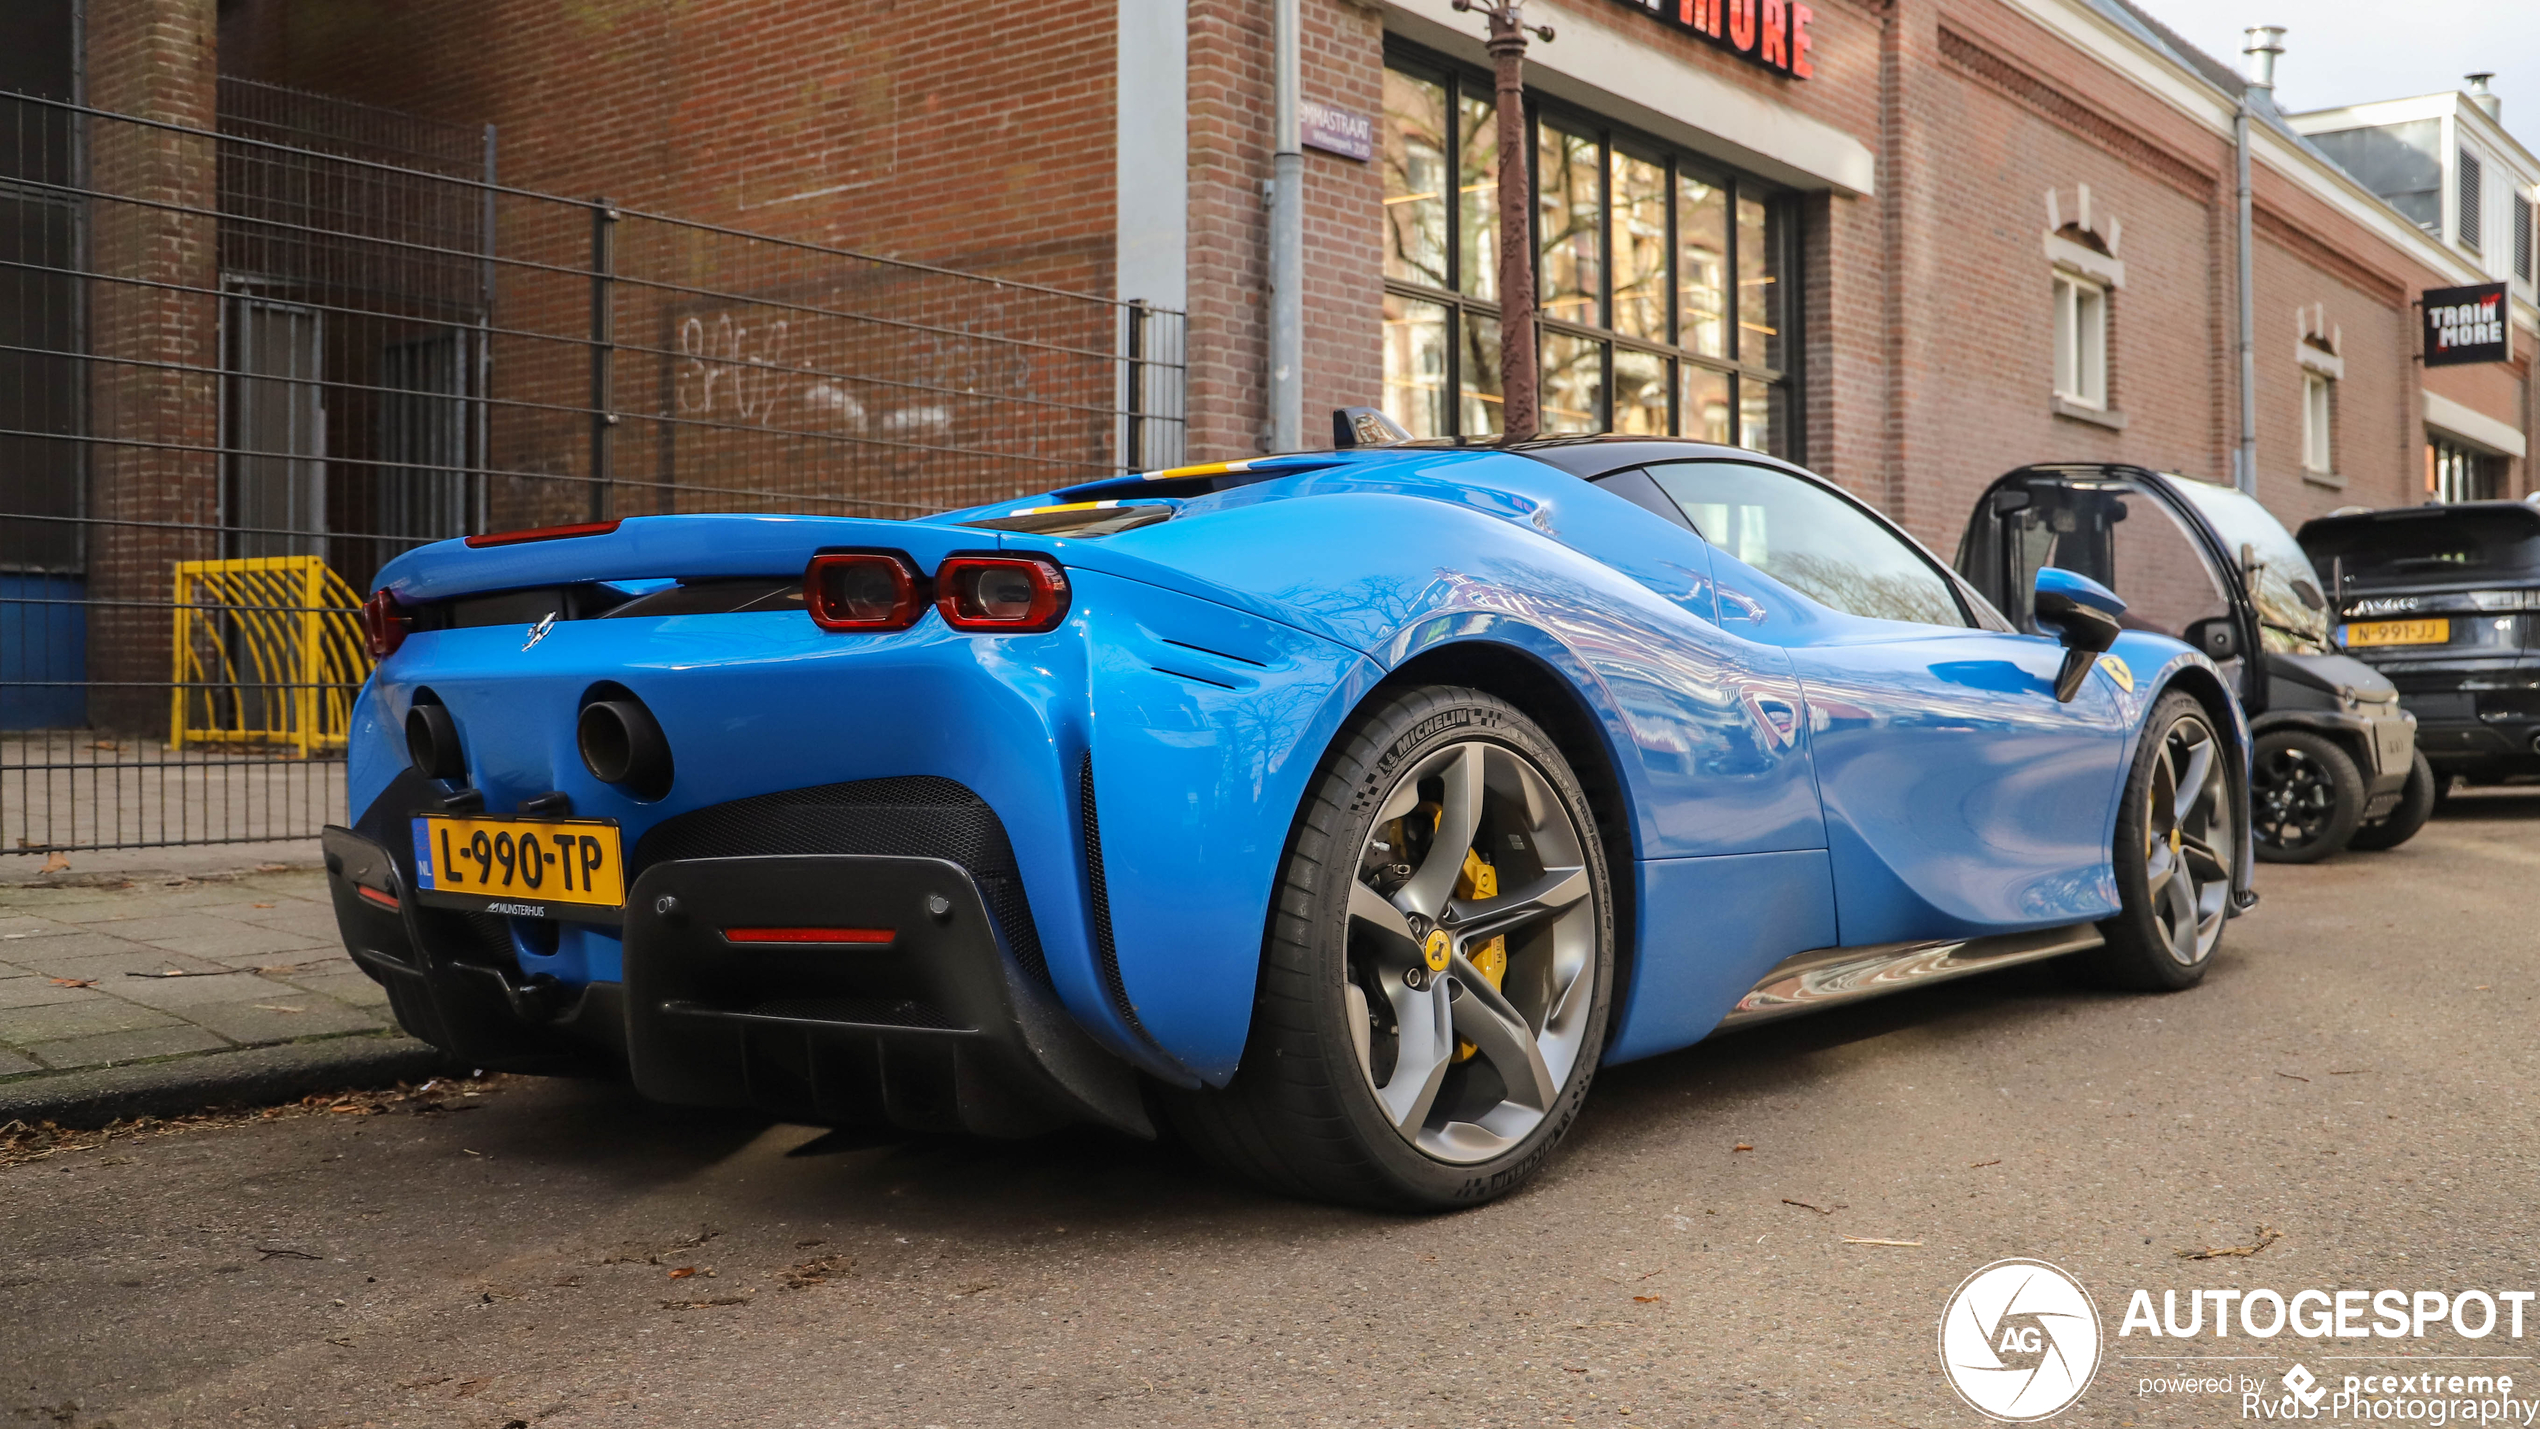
[
  {"xmin": 1959, "ymin": 464, "xmax": 2428, "ymax": 861},
  {"xmin": 2298, "ymin": 499, "xmax": 2540, "ymax": 795}
]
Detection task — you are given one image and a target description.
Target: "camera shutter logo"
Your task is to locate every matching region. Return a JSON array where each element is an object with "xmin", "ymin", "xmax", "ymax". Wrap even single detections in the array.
[{"xmin": 1938, "ymin": 1259, "xmax": 2103, "ymax": 1421}]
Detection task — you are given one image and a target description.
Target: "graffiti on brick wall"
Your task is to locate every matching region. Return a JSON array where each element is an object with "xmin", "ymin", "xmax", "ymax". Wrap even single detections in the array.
[
  {"xmin": 675, "ymin": 314, "xmax": 793, "ymax": 425},
  {"xmin": 670, "ymin": 298, "xmax": 1055, "ymax": 447}
]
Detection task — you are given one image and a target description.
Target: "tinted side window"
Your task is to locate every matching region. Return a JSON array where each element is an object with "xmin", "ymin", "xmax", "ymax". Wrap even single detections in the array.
[
  {"xmin": 1644, "ymin": 461, "xmax": 1969, "ymax": 627},
  {"xmin": 1994, "ymin": 479, "xmax": 2232, "ymax": 639}
]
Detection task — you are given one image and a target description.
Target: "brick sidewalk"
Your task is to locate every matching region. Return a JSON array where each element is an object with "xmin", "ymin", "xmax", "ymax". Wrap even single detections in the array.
[{"xmin": 0, "ymin": 869, "xmax": 389, "ymax": 1080}]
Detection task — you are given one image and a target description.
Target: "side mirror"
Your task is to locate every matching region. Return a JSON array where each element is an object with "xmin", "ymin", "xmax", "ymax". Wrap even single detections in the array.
[
  {"xmin": 2033, "ymin": 567, "xmax": 2126, "ymax": 703},
  {"xmin": 2182, "ymin": 616, "xmax": 2243, "ymax": 662}
]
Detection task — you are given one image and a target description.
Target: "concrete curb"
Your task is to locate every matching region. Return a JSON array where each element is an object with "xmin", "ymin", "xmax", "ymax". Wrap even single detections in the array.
[{"xmin": 0, "ymin": 1032, "xmax": 470, "ymax": 1129}]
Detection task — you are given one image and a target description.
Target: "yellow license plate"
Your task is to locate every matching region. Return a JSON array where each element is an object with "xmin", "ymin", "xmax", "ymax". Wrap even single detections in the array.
[
  {"xmin": 412, "ymin": 814, "xmax": 626, "ymax": 911},
  {"xmin": 2345, "ymin": 618, "xmax": 2450, "ymax": 648}
]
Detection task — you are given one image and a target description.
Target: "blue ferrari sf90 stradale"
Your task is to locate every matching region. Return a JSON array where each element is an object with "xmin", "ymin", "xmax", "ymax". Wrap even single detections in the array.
[{"xmin": 326, "ymin": 435, "xmax": 2251, "ymax": 1208}]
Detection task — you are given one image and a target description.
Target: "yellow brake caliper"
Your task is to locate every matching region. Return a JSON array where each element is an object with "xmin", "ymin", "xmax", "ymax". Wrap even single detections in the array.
[{"xmin": 1453, "ymin": 848, "xmax": 1506, "ymax": 1062}]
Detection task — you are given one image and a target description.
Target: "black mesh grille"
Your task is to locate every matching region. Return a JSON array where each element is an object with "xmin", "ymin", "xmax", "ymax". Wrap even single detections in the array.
[
  {"xmin": 632, "ymin": 776, "xmax": 1050, "ymax": 990},
  {"xmin": 1078, "ymin": 754, "xmax": 1149, "ymax": 1043}
]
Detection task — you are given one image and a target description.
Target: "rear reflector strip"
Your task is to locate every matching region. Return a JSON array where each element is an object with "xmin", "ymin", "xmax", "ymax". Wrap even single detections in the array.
[
  {"xmin": 464, "ymin": 519, "xmax": 623, "ymax": 548},
  {"xmin": 721, "ymin": 927, "xmax": 895, "ymax": 945},
  {"xmin": 357, "ymin": 885, "xmax": 400, "ymax": 911}
]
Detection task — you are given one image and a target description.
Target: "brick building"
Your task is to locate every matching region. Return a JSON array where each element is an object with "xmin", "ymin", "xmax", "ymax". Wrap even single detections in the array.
[
  {"xmin": 207, "ymin": 0, "xmax": 2540, "ymax": 555},
  {"xmin": 22, "ymin": 0, "xmax": 2540, "ymax": 569}
]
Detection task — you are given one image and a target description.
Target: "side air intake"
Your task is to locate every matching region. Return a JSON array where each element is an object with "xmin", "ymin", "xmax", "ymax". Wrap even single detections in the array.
[{"xmin": 1078, "ymin": 753, "xmax": 1152, "ymax": 1046}]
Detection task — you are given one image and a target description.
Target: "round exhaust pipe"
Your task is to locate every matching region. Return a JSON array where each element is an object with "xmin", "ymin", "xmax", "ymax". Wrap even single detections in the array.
[
  {"xmin": 577, "ymin": 696, "xmax": 674, "ymax": 800},
  {"xmin": 405, "ymin": 701, "xmax": 466, "ymax": 780}
]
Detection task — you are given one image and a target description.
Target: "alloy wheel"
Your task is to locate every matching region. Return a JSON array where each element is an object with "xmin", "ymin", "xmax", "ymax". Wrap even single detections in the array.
[
  {"xmin": 2252, "ymin": 744, "xmax": 2336, "ymax": 852},
  {"xmin": 2145, "ymin": 712, "xmax": 2233, "ymax": 965},
  {"xmin": 1344, "ymin": 739, "xmax": 1599, "ymax": 1164}
]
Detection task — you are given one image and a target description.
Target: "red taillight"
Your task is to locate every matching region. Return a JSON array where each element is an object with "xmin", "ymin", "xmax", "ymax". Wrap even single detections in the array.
[
  {"xmin": 935, "ymin": 556, "xmax": 1069, "ymax": 633},
  {"xmin": 361, "ymin": 588, "xmax": 407, "ymax": 658},
  {"xmin": 721, "ymin": 927, "xmax": 895, "ymax": 945},
  {"xmin": 357, "ymin": 885, "xmax": 400, "ymax": 912},
  {"xmin": 463, "ymin": 519, "xmax": 623, "ymax": 549},
  {"xmin": 804, "ymin": 553, "xmax": 924, "ymax": 631}
]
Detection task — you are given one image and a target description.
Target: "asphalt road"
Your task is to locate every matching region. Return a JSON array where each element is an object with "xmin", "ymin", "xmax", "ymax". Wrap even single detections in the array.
[{"xmin": 7, "ymin": 791, "xmax": 2536, "ymax": 1429}]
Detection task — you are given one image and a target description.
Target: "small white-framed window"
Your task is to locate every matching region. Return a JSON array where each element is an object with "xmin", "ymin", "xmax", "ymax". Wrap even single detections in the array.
[
  {"xmin": 2053, "ymin": 272, "xmax": 2108, "ymax": 409},
  {"xmin": 2301, "ymin": 371, "xmax": 2334, "ymax": 475}
]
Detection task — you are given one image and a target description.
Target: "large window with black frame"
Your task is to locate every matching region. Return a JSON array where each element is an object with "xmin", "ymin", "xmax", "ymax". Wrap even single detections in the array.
[{"xmin": 1379, "ymin": 50, "xmax": 1797, "ymax": 454}]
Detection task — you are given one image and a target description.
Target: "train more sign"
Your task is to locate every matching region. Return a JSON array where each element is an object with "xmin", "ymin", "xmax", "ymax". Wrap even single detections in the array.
[
  {"xmin": 2424, "ymin": 282, "xmax": 2510, "ymax": 367},
  {"xmin": 1615, "ymin": 0, "xmax": 1817, "ymax": 78}
]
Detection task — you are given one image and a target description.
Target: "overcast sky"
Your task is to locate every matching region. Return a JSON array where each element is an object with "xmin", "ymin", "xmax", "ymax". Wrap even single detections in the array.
[{"xmin": 2127, "ymin": 0, "xmax": 2540, "ymax": 147}]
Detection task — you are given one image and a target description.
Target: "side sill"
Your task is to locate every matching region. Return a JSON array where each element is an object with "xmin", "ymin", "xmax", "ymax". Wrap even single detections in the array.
[{"xmin": 1715, "ymin": 922, "xmax": 2104, "ymax": 1030}]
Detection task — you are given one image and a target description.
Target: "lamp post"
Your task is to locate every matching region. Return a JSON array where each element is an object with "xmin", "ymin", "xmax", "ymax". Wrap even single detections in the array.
[{"xmin": 1453, "ymin": 0, "xmax": 1551, "ymax": 440}]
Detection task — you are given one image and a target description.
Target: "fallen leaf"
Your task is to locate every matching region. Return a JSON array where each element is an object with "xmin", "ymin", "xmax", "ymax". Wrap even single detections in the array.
[
  {"xmin": 454, "ymin": 1378, "xmax": 485, "ymax": 1398},
  {"xmin": 795, "ymin": 1238, "xmax": 826, "ymax": 1248},
  {"xmin": 1632, "ymin": 1294, "xmax": 1665, "ymax": 1303},
  {"xmin": 779, "ymin": 1253, "xmax": 852, "ymax": 1290},
  {"xmin": 659, "ymin": 1295, "xmax": 750, "ymax": 1310},
  {"xmin": 39, "ymin": 852, "xmax": 69, "ymax": 874},
  {"xmin": 257, "ymin": 1247, "xmax": 322, "ymax": 1260},
  {"xmin": 1732, "ymin": 1143, "xmax": 1753, "ymax": 1153},
  {"xmin": 1782, "ymin": 1198, "xmax": 1842, "ymax": 1215},
  {"xmin": 47, "ymin": 977, "xmax": 96, "ymax": 988},
  {"xmin": 249, "ymin": 1003, "xmax": 305, "ymax": 1014},
  {"xmin": 326, "ymin": 1336, "xmax": 354, "ymax": 1347},
  {"xmin": 1969, "ymin": 1159, "xmax": 2001, "ymax": 1168},
  {"xmin": 667, "ymin": 1266, "xmax": 699, "ymax": 1280},
  {"xmin": 252, "ymin": 902, "xmax": 276, "ymax": 909},
  {"xmin": 2327, "ymin": 1069, "xmax": 2370, "ymax": 1075},
  {"xmin": 1841, "ymin": 1236, "xmax": 1923, "ymax": 1247},
  {"xmin": 91, "ymin": 740, "xmax": 121, "ymax": 751},
  {"xmin": 2276, "ymin": 1072, "xmax": 2311, "ymax": 1083},
  {"xmin": 2178, "ymin": 1225, "xmax": 2281, "ymax": 1261}
]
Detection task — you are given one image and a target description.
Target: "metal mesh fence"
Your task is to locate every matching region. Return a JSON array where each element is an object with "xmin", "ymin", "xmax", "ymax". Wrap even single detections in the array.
[{"xmin": 0, "ymin": 82, "xmax": 1186, "ymax": 854}]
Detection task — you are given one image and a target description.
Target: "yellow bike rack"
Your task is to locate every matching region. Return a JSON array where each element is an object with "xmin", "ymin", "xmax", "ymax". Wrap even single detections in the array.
[{"xmin": 170, "ymin": 556, "xmax": 373, "ymax": 757}]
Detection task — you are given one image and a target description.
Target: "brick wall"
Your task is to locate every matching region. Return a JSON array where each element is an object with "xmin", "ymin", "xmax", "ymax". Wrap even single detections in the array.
[
  {"xmin": 216, "ymin": 0, "xmax": 2539, "ymax": 530},
  {"xmin": 221, "ymin": 0, "xmax": 1119, "ymax": 293},
  {"xmin": 220, "ymin": 0, "xmax": 1133, "ymax": 524},
  {"xmin": 85, "ymin": 0, "xmax": 220, "ymax": 734}
]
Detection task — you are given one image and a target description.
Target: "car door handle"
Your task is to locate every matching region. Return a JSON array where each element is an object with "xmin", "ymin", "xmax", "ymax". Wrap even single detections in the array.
[
  {"xmin": 1743, "ymin": 691, "xmax": 1801, "ymax": 749},
  {"xmin": 1716, "ymin": 584, "xmax": 1768, "ymax": 625}
]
